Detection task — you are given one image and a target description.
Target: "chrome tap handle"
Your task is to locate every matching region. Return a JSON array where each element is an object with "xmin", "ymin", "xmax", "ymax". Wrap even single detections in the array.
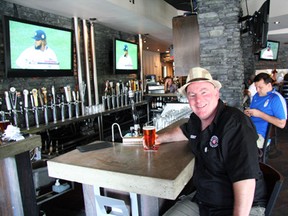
[
  {"xmin": 38, "ymin": 89, "xmax": 44, "ymax": 107},
  {"xmin": 64, "ymin": 85, "xmax": 72, "ymax": 102},
  {"xmin": 61, "ymin": 95, "xmax": 65, "ymax": 122},
  {"xmin": 9, "ymin": 87, "xmax": 18, "ymax": 126},
  {"xmin": 4, "ymin": 91, "xmax": 12, "ymax": 111},
  {"xmin": 30, "ymin": 94, "xmax": 34, "ymax": 107},
  {"xmin": 34, "ymin": 108, "xmax": 40, "ymax": 127},
  {"xmin": 31, "ymin": 89, "xmax": 38, "ymax": 107},
  {"xmin": 43, "ymin": 107, "xmax": 49, "ymax": 125},
  {"xmin": 116, "ymin": 82, "xmax": 120, "ymax": 95},
  {"xmin": 64, "ymin": 86, "xmax": 72, "ymax": 119},
  {"xmin": 51, "ymin": 85, "xmax": 56, "ymax": 104},
  {"xmin": 9, "ymin": 87, "xmax": 17, "ymax": 109},
  {"xmin": 41, "ymin": 87, "xmax": 48, "ymax": 105},
  {"xmin": 67, "ymin": 103, "xmax": 72, "ymax": 119},
  {"xmin": 31, "ymin": 89, "xmax": 39, "ymax": 128},
  {"xmin": 51, "ymin": 86, "xmax": 57, "ymax": 123},
  {"xmin": 41, "ymin": 87, "xmax": 49, "ymax": 124},
  {"xmin": 23, "ymin": 89, "xmax": 30, "ymax": 130},
  {"xmin": 72, "ymin": 91, "xmax": 76, "ymax": 102},
  {"xmin": 72, "ymin": 91, "xmax": 79, "ymax": 118},
  {"xmin": 23, "ymin": 89, "xmax": 29, "ymax": 108}
]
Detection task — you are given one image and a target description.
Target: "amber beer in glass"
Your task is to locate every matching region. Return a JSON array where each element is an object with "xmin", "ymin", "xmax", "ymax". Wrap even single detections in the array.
[{"xmin": 143, "ymin": 126, "xmax": 156, "ymax": 150}]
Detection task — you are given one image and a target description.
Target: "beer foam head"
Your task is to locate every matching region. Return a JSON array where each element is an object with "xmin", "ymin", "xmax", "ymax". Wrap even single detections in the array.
[{"xmin": 143, "ymin": 126, "xmax": 155, "ymax": 130}]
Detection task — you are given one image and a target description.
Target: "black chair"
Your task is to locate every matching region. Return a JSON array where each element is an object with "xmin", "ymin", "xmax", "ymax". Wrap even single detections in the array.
[
  {"xmin": 259, "ymin": 162, "xmax": 284, "ymax": 216},
  {"xmin": 260, "ymin": 123, "xmax": 272, "ymax": 163},
  {"xmin": 260, "ymin": 123, "xmax": 277, "ymax": 163}
]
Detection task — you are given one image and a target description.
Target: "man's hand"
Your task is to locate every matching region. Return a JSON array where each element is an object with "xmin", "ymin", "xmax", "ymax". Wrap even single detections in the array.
[{"xmin": 244, "ymin": 108, "xmax": 260, "ymax": 117}]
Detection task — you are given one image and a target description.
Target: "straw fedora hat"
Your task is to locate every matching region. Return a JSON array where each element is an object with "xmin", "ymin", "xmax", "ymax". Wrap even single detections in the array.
[{"xmin": 178, "ymin": 67, "xmax": 222, "ymax": 96}]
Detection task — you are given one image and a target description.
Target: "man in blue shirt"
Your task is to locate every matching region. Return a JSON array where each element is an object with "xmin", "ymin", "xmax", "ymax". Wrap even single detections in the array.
[{"xmin": 244, "ymin": 73, "xmax": 287, "ymax": 149}]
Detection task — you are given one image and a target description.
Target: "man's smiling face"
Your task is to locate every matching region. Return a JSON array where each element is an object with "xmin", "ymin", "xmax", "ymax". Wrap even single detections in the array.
[{"xmin": 186, "ymin": 81, "xmax": 219, "ymax": 121}]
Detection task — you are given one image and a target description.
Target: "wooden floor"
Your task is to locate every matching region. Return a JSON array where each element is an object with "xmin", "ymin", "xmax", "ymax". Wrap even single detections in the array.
[{"xmin": 39, "ymin": 127, "xmax": 288, "ymax": 216}]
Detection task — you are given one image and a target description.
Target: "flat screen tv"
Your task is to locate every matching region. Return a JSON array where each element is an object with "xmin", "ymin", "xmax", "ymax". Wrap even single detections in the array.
[
  {"xmin": 252, "ymin": 0, "xmax": 270, "ymax": 53},
  {"xmin": 259, "ymin": 40, "xmax": 280, "ymax": 61},
  {"xmin": 113, "ymin": 38, "xmax": 139, "ymax": 74},
  {"xmin": 2, "ymin": 16, "xmax": 74, "ymax": 77}
]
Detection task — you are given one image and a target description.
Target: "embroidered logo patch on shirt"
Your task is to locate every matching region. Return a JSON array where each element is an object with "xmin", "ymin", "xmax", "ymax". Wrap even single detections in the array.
[
  {"xmin": 209, "ymin": 135, "xmax": 219, "ymax": 148},
  {"xmin": 190, "ymin": 134, "xmax": 197, "ymax": 139},
  {"xmin": 264, "ymin": 99, "xmax": 269, "ymax": 107}
]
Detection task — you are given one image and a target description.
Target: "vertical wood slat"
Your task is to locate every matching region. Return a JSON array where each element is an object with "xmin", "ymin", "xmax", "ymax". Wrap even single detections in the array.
[
  {"xmin": 15, "ymin": 151, "xmax": 38, "ymax": 216},
  {"xmin": 143, "ymin": 51, "xmax": 162, "ymax": 79},
  {"xmin": 173, "ymin": 15, "xmax": 200, "ymax": 76},
  {"xmin": 0, "ymin": 157, "xmax": 24, "ymax": 216}
]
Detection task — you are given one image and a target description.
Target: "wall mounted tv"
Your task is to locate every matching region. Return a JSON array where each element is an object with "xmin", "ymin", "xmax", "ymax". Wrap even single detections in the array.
[
  {"xmin": 252, "ymin": 0, "xmax": 270, "ymax": 53},
  {"xmin": 2, "ymin": 16, "xmax": 74, "ymax": 77},
  {"xmin": 259, "ymin": 40, "xmax": 280, "ymax": 61},
  {"xmin": 113, "ymin": 38, "xmax": 139, "ymax": 74}
]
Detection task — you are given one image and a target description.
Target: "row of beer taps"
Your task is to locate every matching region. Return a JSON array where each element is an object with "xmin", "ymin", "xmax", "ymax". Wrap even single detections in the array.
[
  {"xmin": 0, "ymin": 85, "xmax": 81, "ymax": 130},
  {"xmin": 102, "ymin": 79, "xmax": 143, "ymax": 110}
]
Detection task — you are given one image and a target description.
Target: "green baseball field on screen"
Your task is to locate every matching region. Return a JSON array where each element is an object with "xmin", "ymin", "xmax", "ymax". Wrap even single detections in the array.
[{"xmin": 9, "ymin": 20, "xmax": 72, "ymax": 69}]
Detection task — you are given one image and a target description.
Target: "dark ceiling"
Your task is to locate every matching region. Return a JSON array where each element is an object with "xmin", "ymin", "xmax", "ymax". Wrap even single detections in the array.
[{"xmin": 164, "ymin": 0, "xmax": 197, "ymax": 12}]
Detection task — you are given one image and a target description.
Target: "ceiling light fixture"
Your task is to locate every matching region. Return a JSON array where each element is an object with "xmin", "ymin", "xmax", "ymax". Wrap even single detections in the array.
[{"xmin": 274, "ymin": 21, "xmax": 280, "ymax": 25}]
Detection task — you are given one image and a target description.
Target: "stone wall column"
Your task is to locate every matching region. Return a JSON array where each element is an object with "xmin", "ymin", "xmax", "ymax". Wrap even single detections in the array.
[{"xmin": 197, "ymin": 0, "xmax": 244, "ymax": 108}]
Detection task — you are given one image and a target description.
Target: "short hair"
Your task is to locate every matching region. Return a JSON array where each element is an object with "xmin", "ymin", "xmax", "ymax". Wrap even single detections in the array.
[{"xmin": 254, "ymin": 73, "xmax": 273, "ymax": 84}]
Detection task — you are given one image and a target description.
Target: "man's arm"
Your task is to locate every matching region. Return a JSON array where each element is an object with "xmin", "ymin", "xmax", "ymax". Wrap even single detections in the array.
[
  {"xmin": 245, "ymin": 109, "xmax": 286, "ymax": 128},
  {"xmin": 258, "ymin": 111, "xmax": 286, "ymax": 128},
  {"xmin": 233, "ymin": 179, "xmax": 256, "ymax": 216},
  {"xmin": 156, "ymin": 126, "xmax": 188, "ymax": 144}
]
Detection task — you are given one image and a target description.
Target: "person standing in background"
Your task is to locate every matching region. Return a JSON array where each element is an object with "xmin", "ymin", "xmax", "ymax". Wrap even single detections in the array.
[{"xmin": 164, "ymin": 76, "xmax": 177, "ymax": 93}]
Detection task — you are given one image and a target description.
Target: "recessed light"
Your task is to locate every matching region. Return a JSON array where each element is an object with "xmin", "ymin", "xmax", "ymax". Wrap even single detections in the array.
[{"xmin": 274, "ymin": 21, "xmax": 280, "ymax": 24}]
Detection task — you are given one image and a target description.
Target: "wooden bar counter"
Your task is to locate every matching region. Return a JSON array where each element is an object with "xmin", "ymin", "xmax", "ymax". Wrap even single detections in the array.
[
  {"xmin": 0, "ymin": 135, "xmax": 41, "ymax": 216},
  {"xmin": 47, "ymin": 119, "xmax": 194, "ymax": 215}
]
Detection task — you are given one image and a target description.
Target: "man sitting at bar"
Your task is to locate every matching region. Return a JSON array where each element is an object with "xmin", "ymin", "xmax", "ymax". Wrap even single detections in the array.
[
  {"xmin": 156, "ymin": 67, "xmax": 267, "ymax": 215},
  {"xmin": 244, "ymin": 73, "xmax": 287, "ymax": 156}
]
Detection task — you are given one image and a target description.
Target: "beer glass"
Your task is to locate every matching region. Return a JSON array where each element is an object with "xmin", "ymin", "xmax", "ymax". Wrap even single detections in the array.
[{"xmin": 142, "ymin": 125, "xmax": 158, "ymax": 150}]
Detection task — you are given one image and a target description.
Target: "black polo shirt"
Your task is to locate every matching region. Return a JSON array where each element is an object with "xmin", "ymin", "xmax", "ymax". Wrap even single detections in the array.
[{"xmin": 180, "ymin": 100, "xmax": 267, "ymax": 213}]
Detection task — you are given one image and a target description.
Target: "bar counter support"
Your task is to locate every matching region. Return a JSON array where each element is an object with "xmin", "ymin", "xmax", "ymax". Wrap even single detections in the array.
[
  {"xmin": 82, "ymin": 184, "xmax": 163, "ymax": 216},
  {"xmin": 0, "ymin": 135, "xmax": 41, "ymax": 216}
]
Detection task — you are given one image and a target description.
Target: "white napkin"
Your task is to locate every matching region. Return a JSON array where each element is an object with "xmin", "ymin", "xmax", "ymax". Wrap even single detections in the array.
[{"xmin": 2, "ymin": 125, "xmax": 25, "ymax": 141}]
